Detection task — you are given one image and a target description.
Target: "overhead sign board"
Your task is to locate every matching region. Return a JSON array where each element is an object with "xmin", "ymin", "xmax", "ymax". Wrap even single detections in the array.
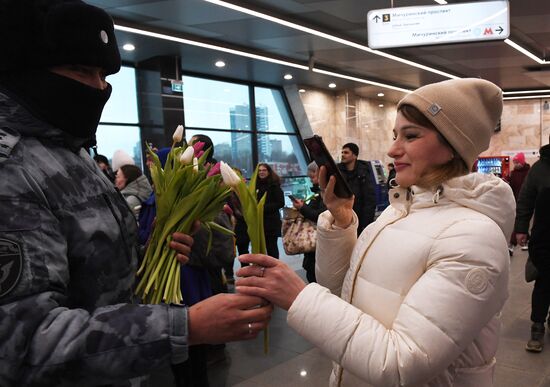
[{"xmin": 367, "ymin": 0, "xmax": 509, "ymax": 49}]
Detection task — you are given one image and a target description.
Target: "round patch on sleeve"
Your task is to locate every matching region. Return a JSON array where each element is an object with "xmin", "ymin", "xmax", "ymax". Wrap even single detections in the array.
[
  {"xmin": 465, "ymin": 268, "xmax": 488, "ymax": 294},
  {"xmin": 0, "ymin": 238, "xmax": 23, "ymax": 298}
]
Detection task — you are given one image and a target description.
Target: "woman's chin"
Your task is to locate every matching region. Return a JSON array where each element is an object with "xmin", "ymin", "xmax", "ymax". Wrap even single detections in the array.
[{"xmin": 394, "ymin": 176, "xmax": 412, "ymax": 188}]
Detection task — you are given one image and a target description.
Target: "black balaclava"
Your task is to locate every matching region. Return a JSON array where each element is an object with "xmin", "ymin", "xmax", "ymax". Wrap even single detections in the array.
[
  {"xmin": 0, "ymin": 0, "xmax": 121, "ymax": 149},
  {"xmin": 0, "ymin": 70, "xmax": 112, "ymax": 148}
]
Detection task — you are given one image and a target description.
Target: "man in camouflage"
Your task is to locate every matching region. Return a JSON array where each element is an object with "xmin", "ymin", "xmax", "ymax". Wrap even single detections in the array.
[{"xmin": 0, "ymin": 1, "xmax": 271, "ymax": 386}]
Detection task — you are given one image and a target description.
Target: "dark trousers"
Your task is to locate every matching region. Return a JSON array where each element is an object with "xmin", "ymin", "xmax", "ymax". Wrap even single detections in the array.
[
  {"xmin": 303, "ymin": 252, "xmax": 316, "ymax": 283},
  {"xmin": 171, "ymin": 345, "xmax": 209, "ymax": 387},
  {"xmin": 265, "ymin": 235, "xmax": 279, "ymax": 258},
  {"xmin": 236, "ymin": 235, "xmax": 250, "ymax": 267},
  {"xmin": 531, "ymin": 274, "xmax": 550, "ymax": 323}
]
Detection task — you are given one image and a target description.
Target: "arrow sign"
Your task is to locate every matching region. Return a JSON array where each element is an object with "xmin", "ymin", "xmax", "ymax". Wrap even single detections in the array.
[{"xmin": 367, "ymin": 0, "xmax": 510, "ymax": 49}]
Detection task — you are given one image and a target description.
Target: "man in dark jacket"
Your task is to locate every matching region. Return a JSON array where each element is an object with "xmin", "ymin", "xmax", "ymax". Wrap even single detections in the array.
[
  {"xmin": 514, "ymin": 139, "xmax": 550, "ymax": 353},
  {"xmin": 515, "ymin": 140, "xmax": 550, "ymax": 246},
  {"xmin": 525, "ymin": 187, "xmax": 550, "ymax": 352},
  {"xmin": 337, "ymin": 143, "xmax": 376, "ymax": 235},
  {"xmin": 0, "ymin": 1, "xmax": 271, "ymax": 386}
]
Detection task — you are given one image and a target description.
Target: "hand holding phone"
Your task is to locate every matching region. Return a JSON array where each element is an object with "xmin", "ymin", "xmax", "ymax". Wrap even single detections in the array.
[
  {"xmin": 287, "ymin": 194, "xmax": 298, "ymax": 202},
  {"xmin": 303, "ymin": 135, "xmax": 353, "ymax": 199}
]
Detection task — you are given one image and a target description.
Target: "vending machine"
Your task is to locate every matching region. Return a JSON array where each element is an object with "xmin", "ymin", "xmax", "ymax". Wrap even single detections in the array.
[
  {"xmin": 368, "ymin": 160, "xmax": 389, "ymax": 214},
  {"xmin": 475, "ymin": 156, "xmax": 510, "ymax": 180}
]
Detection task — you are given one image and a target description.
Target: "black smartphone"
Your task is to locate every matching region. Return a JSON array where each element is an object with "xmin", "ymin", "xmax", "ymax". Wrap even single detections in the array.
[
  {"xmin": 303, "ymin": 135, "xmax": 353, "ymax": 199},
  {"xmin": 287, "ymin": 194, "xmax": 298, "ymax": 201}
]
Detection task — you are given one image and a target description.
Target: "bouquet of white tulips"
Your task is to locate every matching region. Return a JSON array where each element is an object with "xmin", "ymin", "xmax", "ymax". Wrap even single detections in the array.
[
  {"xmin": 135, "ymin": 125, "xmax": 233, "ymax": 304},
  {"xmin": 219, "ymin": 162, "xmax": 270, "ymax": 353}
]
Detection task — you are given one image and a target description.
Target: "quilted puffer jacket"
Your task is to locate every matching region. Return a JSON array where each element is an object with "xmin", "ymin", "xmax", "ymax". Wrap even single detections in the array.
[{"xmin": 288, "ymin": 173, "xmax": 515, "ymax": 387}]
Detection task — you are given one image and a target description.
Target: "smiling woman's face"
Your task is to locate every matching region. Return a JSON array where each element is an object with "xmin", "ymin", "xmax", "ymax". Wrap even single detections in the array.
[{"xmin": 387, "ymin": 112, "xmax": 454, "ymax": 188}]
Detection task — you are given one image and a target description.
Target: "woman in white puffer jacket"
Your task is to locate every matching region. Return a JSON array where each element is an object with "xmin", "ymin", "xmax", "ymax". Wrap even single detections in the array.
[{"xmin": 236, "ymin": 78, "xmax": 516, "ymax": 386}]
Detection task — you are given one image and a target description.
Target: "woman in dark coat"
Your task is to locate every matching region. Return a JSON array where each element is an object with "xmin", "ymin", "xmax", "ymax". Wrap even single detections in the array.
[
  {"xmin": 256, "ymin": 163, "xmax": 285, "ymax": 258},
  {"xmin": 291, "ymin": 162, "xmax": 326, "ymax": 282}
]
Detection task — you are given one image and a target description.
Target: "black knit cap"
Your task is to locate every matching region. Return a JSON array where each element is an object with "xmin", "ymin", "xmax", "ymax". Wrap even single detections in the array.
[{"xmin": 0, "ymin": 0, "xmax": 121, "ymax": 75}]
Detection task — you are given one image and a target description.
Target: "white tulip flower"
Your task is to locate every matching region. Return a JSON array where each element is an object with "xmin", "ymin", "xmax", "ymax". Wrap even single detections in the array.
[
  {"xmin": 179, "ymin": 146, "xmax": 194, "ymax": 165},
  {"xmin": 220, "ymin": 161, "xmax": 240, "ymax": 187},
  {"xmin": 172, "ymin": 125, "xmax": 184, "ymax": 143}
]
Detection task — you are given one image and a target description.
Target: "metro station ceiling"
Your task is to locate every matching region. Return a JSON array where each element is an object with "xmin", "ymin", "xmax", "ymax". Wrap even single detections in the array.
[{"xmin": 89, "ymin": 0, "xmax": 550, "ymax": 103}]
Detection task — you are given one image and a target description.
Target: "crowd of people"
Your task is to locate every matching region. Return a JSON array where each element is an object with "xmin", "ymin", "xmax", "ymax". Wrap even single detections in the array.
[{"xmin": 1, "ymin": 1, "xmax": 549, "ymax": 387}]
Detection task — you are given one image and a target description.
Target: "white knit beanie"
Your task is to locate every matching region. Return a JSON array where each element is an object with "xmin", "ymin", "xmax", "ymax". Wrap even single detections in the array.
[
  {"xmin": 397, "ymin": 78, "xmax": 503, "ymax": 170},
  {"xmin": 111, "ymin": 149, "xmax": 135, "ymax": 171}
]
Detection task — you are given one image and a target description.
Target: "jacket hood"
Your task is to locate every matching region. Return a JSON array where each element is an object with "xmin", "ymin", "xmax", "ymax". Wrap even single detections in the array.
[
  {"xmin": 442, "ymin": 173, "xmax": 516, "ymax": 239},
  {"xmin": 122, "ymin": 175, "xmax": 152, "ymax": 202}
]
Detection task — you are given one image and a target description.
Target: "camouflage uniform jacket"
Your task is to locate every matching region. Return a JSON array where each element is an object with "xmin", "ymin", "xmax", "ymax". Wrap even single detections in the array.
[{"xmin": 0, "ymin": 91, "xmax": 188, "ymax": 386}]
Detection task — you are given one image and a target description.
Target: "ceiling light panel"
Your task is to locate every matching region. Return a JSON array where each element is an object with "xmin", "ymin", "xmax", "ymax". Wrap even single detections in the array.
[
  {"xmin": 503, "ymin": 89, "xmax": 550, "ymax": 95},
  {"xmin": 313, "ymin": 68, "xmax": 411, "ymax": 93},
  {"xmin": 503, "ymin": 94, "xmax": 550, "ymax": 100},
  {"xmin": 202, "ymin": 0, "xmax": 459, "ymax": 79},
  {"xmin": 504, "ymin": 39, "xmax": 546, "ymax": 64},
  {"xmin": 115, "ymin": 24, "xmax": 309, "ymax": 71},
  {"xmin": 115, "ymin": 24, "xmax": 410, "ymax": 94}
]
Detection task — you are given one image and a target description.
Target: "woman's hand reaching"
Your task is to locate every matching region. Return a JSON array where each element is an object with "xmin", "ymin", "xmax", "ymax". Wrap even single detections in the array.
[{"xmin": 236, "ymin": 254, "xmax": 306, "ymax": 311}]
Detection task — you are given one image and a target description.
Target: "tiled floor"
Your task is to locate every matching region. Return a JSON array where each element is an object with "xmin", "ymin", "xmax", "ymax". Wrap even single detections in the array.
[{"xmin": 153, "ymin": 245, "xmax": 550, "ymax": 386}]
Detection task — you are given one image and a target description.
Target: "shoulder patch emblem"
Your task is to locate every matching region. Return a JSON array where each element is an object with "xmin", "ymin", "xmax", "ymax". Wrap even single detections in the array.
[
  {"xmin": 465, "ymin": 268, "xmax": 488, "ymax": 295},
  {"xmin": 0, "ymin": 238, "xmax": 23, "ymax": 298}
]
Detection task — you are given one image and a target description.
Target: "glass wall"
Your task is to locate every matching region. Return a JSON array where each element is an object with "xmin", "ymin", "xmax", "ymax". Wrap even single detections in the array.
[
  {"xmin": 185, "ymin": 129, "xmax": 254, "ymax": 177},
  {"xmin": 95, "ymin": 66, "xmax": 142, "ymax": 168},
  {"xmin": 183, "ymin": 75, "xmax": 310, "ymax": 201},
  {"xmin": 95, "ymin": 69, "xmax": 310, "ymax": 201}
]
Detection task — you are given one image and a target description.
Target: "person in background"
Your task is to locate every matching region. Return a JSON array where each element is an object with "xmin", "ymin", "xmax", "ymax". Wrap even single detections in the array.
[
  {"xmin": 337, "ymin": 142, "xmax": 376, "ymax": 235},
  {"xmin": 237, "ymin": 78, "xmax": 515, "ymax": 386},
  {"xmin": 386, "ymin": 162, "xmax": 396, "ymax": 190},
  {"xmin": 514, "ymin": 136, "xmax": 550, "ymax": 353},
  {"xmin": 525, "ymin": 187, "xmax": 550, "ymax": 353},
  {"xmin": 115, "ymin": 164, "xmax": 153, "ymax": 218},
  {"xmin": 93, "ymin": 153, "xmax": 115, "ymax": 183},
  {"xmin": 290, "ymin": 161, "xmax": 326, "ymax": 283},
  {"xmin": 173, "ymin": 134, "xmax": 236, "ymax": 385},
  {"xmin": 0, "ymin": 2, "xmax": 271, "ymax": 386},
  {"xmin": 508, "ymin": 152, "xmax": 530, "ymax": 254},
  {"xmin": 257, "ymin": 163, "xmax": 285, "ymax": 258},
  {"xmin": 188, "ymin": 134, "xmax": 234, "ymax": 295},
  {"xmin": 137, "ymin": 144, "xmax": 228, "ymax": 386},
  {"xmin": 112, "ymin": 148, "xmax": 136, "ymax": 172},
  {"xmin": 515, "ymin": 136, "xmax": 550, "ymax": 249}
]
